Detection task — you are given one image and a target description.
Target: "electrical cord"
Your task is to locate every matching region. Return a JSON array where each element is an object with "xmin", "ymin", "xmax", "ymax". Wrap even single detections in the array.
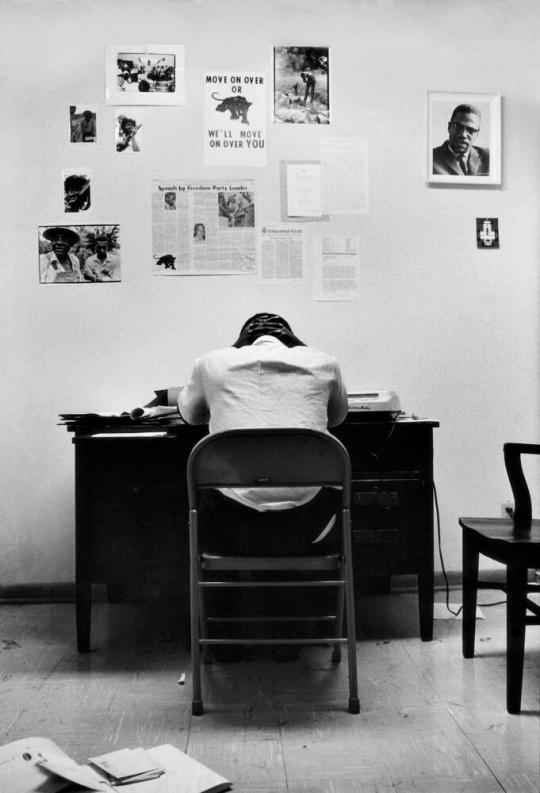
[{"xmin": 433, "ymin": 481, "xmax": 507, "ymax": 616}]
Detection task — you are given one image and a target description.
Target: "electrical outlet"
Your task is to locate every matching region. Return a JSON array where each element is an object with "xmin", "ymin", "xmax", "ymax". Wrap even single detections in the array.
[{"xmin": 501, "ymin": 500, "xmax": 514, "ymax": 518}]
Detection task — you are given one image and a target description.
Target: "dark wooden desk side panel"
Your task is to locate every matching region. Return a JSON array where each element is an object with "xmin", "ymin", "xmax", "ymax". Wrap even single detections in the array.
[{"xmin": 332, "ymin": 420, "xmax": 436, "ymax": 639}]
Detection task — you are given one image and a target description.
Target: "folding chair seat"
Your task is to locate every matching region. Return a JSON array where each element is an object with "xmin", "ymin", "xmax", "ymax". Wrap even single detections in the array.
[
  {"xmin": 187, "ymin": 428, "xmax": 359, "ymax": 715},
  {"xmin": 460, "ymin": 443, "xmax": 540, "ymax": 713}
]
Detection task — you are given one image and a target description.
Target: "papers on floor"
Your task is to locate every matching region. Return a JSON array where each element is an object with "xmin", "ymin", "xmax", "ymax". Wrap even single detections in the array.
[
  {"xmin": 89, "ymin": 747, "xmax": 164, "ymax": 785},
  {"xmin": 0, "ymin": 737, "xmax": 232, "ymax": 793},
  {"xmin": 0, "ymin": 737, "xmax": 105, "ymax": 793}
]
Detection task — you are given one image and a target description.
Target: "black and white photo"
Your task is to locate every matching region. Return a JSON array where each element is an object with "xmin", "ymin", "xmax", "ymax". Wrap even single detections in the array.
[
  {"xmin": 427, "ymin": 91, "xmax": 501, "ymax": 185},
  {"xmin": 63, "ymin": 170, "xmax": 91, "ymax": 213},
  {"xmin": 273, "ymin": 46, "xmax": 329, "ymax": 124},
  {"xmin": 115, "ymin": 109, "xmax": 144, "ymax": 153},
  {"xmin": 218, "ymin": 191, "xmax": 254, "ymax": 228},
  {"xmin": 39, "ymin": 224, "xmax": 121, "ymax": 284},
  {"xmin": 69, "ymin": 106, "xmax": 97, "ymax": 143},
  {"xmin": 106, "ymin": 44, "xmax": 186, "ymax": 106}
]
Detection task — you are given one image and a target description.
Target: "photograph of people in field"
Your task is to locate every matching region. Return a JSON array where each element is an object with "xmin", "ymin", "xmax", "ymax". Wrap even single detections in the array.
[{"xmin": 273, "ymin": 47, "xmax": 329, "ymax": 124}]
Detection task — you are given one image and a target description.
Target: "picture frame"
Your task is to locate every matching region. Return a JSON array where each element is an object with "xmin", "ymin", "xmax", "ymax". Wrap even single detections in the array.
[
  {"xmin": 105, "ymin": 44, "xmax": 185, "ymax": 106},
  {"xmin": 426, "ymin": 91, "xmax": 501, "ymax": 185}
]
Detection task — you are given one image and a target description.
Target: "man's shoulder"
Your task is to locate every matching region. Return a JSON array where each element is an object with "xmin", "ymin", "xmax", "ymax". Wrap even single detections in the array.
[
  {"xmin": 432, "ymin": 141, "xmax": 450, "ymax": 158},
  {"xmin": 472, "ymin": 145, "xmax": 490, "ymax": 159},
  {"xmin": 196, "ymin": 346, "xmax": 237, "ymax": 365},
  {"xmin": 289, "ymin": 344, "xmax": 340, "ymax": 368}
]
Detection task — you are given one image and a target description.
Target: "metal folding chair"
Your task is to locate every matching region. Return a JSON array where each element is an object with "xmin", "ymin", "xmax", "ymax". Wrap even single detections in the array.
[{"xmin": 187, "ymin": 428, "xmax": 359, "ymax": 715}]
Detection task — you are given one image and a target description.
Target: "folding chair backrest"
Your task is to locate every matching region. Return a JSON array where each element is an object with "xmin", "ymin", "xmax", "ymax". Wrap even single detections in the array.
[{"xmin": 187, "ymin": 428, "xmax": 351, "ymax": 507}]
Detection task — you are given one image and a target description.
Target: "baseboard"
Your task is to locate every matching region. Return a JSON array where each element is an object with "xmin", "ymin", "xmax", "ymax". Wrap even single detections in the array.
[
  {"xmin": 391, "ymin": 568, "xmax": 511, "ymax": 593},
  {"xmin": 0, "ymin": 582, "xmax": 76, "ymax": 603}
]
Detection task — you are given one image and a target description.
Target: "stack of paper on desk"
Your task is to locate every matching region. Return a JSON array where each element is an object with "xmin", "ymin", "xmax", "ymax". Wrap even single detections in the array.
[
  {"xmin": 59, "ymin": 387, "xmax": 183, "ymax": 425},
  {"xmin": 0, "ymin": 737, "xmax": 232, "ymax": 793}
]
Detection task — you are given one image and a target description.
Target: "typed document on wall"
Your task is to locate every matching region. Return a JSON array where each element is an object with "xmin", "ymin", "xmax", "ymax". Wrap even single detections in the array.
[
  {"xmin": 259, "ymin": 225, "xmax": 304, "ymax": 282},
  {"xmin": 314, "ymin": 235, "xmax": 360, "ymax": 301}
]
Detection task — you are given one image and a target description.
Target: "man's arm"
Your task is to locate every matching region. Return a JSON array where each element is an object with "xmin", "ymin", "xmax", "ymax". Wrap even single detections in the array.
[
  {"xmin": 177, "ymin": 359, "xmax": 210, "ymax": 424},
  {"xmin": 327, "ymin": 362, "xmax": 349, "ymax": 427}
]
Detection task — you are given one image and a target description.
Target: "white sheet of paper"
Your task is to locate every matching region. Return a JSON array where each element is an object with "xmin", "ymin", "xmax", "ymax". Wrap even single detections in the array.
[
  {"xmin": 321, "ymin": 138, "xmax": 369, "ymax": 215},
  {"xmin": 313, "ymin": 235, "xmax": 360, "ymax": 301},
  {"xmin": 286, "ymin": 163, "xmax": 322, "ymax": 217},
  {"xmin": 37, "ymin": 753, "xmax": 108, "ymax": 792}
]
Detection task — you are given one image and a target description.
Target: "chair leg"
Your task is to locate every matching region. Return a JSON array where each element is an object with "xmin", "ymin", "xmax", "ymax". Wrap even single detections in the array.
[
  {"xmin": 332, "ymin": 578, "xmax": 345, "ymax": 663},
  {"xmin": 189, "ymin": 512, "xmax": 203, "ymax": 715},
  {"xmin": 506, "ymin": 564, "xmax": 528, "ymax": 714},
  {"xmin": 462, "ymin": 528, "xmax": 479, "ymax": 658},
  {"xmin": 343, "ymin": 512, "xmax": 360, "ymax": 714}
]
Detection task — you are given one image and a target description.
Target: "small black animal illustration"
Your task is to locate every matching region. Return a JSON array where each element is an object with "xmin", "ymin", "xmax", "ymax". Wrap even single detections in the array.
[
  {"xmin": 212, "ymin": 93, "xmax": 252, "ymax": 124},
  {"xmin": 154, "ymin": 254, "xmax": 176, "ymax": 270}
]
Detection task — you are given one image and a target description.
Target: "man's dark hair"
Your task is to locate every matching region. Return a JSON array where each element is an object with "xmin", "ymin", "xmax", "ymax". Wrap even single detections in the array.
[
  {"xmin": 232, "ymin": 313, "xmax": 306, "ymax": 348},
  {"xmin": 450, "ymin": 104, "xmax": 481, "ymax": 123}
]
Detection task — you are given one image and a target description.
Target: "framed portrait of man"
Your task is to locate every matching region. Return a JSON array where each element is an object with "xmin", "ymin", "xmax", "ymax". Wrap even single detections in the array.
[{"xmin": 426, "ymin": 91, "xmax": 501, "ymax": 185}]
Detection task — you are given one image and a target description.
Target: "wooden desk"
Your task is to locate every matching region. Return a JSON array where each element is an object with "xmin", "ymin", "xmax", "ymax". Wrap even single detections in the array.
[{"xmin": 66, "ymin": 416, "xmax": 439, "ymax": 650}]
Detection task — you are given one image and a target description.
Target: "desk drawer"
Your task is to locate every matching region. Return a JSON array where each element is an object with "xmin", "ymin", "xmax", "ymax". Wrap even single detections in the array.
[{"xmin": 350, "ymin": 472, "xmax": 427, "ymax": 560}]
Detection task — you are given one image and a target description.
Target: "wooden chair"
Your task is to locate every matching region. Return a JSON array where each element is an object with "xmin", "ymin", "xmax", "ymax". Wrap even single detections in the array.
[
  {"xmin": 460, "ymin": 442, "xmax": 540, "ymax": 713},
  {"xmin": 187, "ymin": 428, "xmax": 359, "ymax": 716}
]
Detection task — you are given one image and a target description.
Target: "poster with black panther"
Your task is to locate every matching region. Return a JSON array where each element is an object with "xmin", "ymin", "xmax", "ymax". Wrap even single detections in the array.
[{"xmin": 204, "ymin": 71, "xmax": 266, "ymax": 166}]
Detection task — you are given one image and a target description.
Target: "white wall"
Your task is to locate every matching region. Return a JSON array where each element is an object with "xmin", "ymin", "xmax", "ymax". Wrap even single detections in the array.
[{"xmin": 1, "ymin": 0, "xmax": 538, "ymax": 587}]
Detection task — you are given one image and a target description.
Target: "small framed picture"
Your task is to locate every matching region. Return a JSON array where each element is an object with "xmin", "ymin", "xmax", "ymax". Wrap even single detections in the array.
[
  {"xmin": 105, "ymin": 44, "xmax": 185, "ymax": 106},
  {"xmin": 427, "ymin": 91, "xmax": 501, "ymax": 185}
]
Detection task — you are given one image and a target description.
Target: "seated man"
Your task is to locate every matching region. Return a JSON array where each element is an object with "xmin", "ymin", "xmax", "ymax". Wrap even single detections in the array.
[
  {"xmin": 179, "ymin": 312, "xmax": 348, "ymax": 554},
  {"xmin": 178, "ymin": 313, "xmax": 348, "ymax": 659}
]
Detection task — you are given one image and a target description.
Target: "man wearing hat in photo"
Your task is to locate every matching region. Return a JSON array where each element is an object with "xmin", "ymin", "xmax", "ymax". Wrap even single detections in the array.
[{"xmin": 39, "ymin": 227, "xmax": 83, "ymax": 283}]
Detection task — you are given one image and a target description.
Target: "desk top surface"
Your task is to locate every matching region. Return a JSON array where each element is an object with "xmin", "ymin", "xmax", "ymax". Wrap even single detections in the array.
[{"xmin": 63, "ymin": 414, "xmax": 440, "ymax": 440}]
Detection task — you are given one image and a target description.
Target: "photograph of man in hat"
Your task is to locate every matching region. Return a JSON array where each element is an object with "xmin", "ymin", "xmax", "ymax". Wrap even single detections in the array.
[{"xmin": 39, "ymin": 226, "xmax": 84, "ymax": 283}]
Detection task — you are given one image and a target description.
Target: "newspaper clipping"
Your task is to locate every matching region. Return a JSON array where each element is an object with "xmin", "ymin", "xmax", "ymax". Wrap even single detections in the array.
[
  {"xmin": 259, "ymin": 225, "xmax": 304, "ymax": 282},
  {"xmin": 204, "ymin": 72, "xmax": 266, "ymax": 166},
  {"xmin": 152, "ymin": 180, "xmax": 256, "ymax": 275}
]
